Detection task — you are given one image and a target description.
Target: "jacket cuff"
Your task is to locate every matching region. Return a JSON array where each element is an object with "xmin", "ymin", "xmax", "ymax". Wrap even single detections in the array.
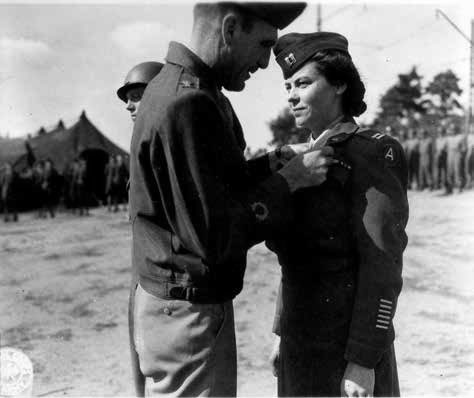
[
  {"xmin": 344, "ymin": 338, "xmax": 384, "ymax": 369},
  {"xmin": 247, "ymin": 154, "xmax": 271, "ymax": 180}
]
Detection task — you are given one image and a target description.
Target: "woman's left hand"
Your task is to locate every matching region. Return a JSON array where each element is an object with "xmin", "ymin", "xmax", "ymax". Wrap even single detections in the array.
[{"xmin": 340, "ymin": 361, "xmax": 375, "ymax": 397}]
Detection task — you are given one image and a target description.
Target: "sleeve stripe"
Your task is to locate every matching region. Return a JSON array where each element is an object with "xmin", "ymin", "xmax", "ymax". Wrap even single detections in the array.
[
  {"xmin": 378, "ymin": 309, "xmax": 391, "ymax": 314},
  {"xmin": 377, "ymin": 314, "xmax": 391, "ymax": 320},
  {"xmin": 379, "ymin": 304, "xmax": 392, "ymax": 310},
  {"xmin": 376, "ymin": 324, "xmax": 389, "ymax": 330},
  {"xmin": 376, "ymin": 319, "xmax": 390, "ymax": 325},
  {"xmin": 380, "ymin": 299, "xmax": 393, "ymax": 304}
]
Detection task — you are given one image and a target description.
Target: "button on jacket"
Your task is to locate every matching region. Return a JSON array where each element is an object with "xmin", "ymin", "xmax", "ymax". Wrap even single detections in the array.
[
  {"xmin": 269, "ymin": 119, "xmax": 409, "ymax": 396},
  {"xmin": 129, "ymin": 42, "xmax": 293, "ymax": 304}
]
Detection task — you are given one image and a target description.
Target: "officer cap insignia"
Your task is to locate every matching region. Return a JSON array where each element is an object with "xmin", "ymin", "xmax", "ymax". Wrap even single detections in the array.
[
  {"xmin": 251, "ymin": 201, "xmax": 269, "ymax": 221},
  {"xmin": 284, "ymin": 53, "xmax": 297, "ymax": 67},
  {"xmin": 274, "ymin": 32, "xmax": 349, "ymax": 79}
]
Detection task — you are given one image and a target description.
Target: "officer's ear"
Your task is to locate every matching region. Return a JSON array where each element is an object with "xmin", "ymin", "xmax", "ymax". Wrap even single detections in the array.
[
  {"xmin": 222, "ymin": 13, "xmax": 241, "ymax": 46},
  {"xmin": 335, "ymin": 82, "xmax": 347, "ymax": 96}
]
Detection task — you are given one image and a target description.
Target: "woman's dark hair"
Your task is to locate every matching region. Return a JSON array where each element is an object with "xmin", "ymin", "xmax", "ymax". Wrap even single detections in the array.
[{"xmin": 311, "ymin": 50, "xmax": 367, "ymax": 117}]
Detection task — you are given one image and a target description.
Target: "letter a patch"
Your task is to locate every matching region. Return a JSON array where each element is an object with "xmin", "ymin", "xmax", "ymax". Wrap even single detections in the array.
[{"xmin": 382, "ymin": 145, "xmax": 398, "ymax": 166}]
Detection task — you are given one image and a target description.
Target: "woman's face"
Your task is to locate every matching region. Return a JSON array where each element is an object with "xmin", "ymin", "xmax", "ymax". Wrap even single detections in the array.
[{"xmin": 284, "ymin": 61, "xmax": 345, "ymax": 132}]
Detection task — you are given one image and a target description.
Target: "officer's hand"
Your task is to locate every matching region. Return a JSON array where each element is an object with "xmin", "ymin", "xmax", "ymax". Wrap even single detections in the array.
[
  {"xmin": 278, "ymin": 146, "xmax": 335, "ymax": 192},
  {"xmin": 269, "ymin": 335, "xmax": 280, "ymax": 377},
  {"xmin": 269, "ymin": 143, "xmax": 311, "ymax": 171},
  {"xmin": 281, "ymin": 142, "xmax": 311, "ymax": 159},
  {"xmin": 341, "ymin": 362, "xmax": 375, "ymax": 397}
]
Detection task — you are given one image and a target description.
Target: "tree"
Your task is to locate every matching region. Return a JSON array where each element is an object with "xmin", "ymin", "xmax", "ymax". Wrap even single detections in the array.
[
  {"xmin": 372, "ymin": 66, "xmax": 427, "ymax": 134},
  {"xmin": 268, "ymin": 107, "xmax": 310, "ymax": 146},
  {"xmin": 424, "ymin": 69, "xmax": 463, "ymax": 118}
]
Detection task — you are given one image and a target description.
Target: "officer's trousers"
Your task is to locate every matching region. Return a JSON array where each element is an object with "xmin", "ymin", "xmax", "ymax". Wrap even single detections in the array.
[{"xmin": 133, "ymin": 284, "xmax": 237, "ymax": 397}]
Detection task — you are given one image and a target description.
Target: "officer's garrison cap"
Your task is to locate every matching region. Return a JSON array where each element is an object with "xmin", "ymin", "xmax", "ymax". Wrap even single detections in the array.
[
  {"xmin": 274, "ymin": 32, "xmax": 350, "ymax": 79},
  {"xmin": 235, "ymin": 2, "xmax": 307, "ymax": 30}
]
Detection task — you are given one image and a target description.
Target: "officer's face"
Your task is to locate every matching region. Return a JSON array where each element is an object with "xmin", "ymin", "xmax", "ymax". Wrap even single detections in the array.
[
  {"xmin": 285, "ymin": 61, "xmax": 344, "ymax": 132},
  {"xmin": 125, "ymin": 86, "xmax": 146, "ymax": 122},
  {"xmin": 223, "ymin": 18, "xmax": 277, "ymax": 91}
]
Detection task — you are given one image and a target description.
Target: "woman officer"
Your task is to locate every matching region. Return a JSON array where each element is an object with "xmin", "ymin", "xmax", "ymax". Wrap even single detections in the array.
[{"xmin": 267, "ymin": 32, "xmax": 409, "ymax": 397}]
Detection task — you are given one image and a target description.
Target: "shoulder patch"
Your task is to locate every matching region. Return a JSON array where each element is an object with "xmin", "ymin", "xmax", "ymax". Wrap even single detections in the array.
[
  {"xmin": 383, "ymin": 144, "xmax": 397, "ymax": 165},
  {"xmin": 352, "ymin": 128, "xmax": 403, "ymax": 167}
]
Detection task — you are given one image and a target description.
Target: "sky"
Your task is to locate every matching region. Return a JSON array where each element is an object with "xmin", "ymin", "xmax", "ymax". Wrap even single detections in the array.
[{"xmin": 0, "ymin": 1, "xmax": 473, "ymax": 152}]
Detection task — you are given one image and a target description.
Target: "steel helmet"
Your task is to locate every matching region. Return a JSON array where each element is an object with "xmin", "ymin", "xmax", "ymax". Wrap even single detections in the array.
[{"xmin": 116, "ymin": 61, "xmax": 164, "ymax": 102}]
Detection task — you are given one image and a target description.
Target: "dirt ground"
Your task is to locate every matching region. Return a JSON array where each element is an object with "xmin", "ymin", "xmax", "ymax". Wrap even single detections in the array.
[{"xmin": 1, "ymin": 190, "xmax": 473, "ymax": 396}]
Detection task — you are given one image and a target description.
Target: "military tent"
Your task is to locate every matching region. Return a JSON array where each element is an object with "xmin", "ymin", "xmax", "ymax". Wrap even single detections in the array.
[{"xmin": 0, "ymin": 110, "xmax": 129, "ymax": 206}]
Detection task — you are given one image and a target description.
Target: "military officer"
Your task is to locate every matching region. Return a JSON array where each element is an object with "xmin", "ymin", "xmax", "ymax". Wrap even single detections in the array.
[
  {"xmin": 267, "ymin": 32, "xmax": 409, "ymax": 397},
  {"xmin": 129, "ymin": 2, "xmax": 337, "ymax": 397},
  {"xmin": 116, "ymin": 61, "xmax": 163, "ymax": 397}
]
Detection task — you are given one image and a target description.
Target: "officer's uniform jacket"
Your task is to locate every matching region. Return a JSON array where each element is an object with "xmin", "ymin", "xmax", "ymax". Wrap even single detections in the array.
[
  {"xmin": 269, "ymin": 119, "xmax": 409, "ymax": 394},
  {"xmin": 129, "ymin": 42, "xmax": 292, "ymax": 303}
]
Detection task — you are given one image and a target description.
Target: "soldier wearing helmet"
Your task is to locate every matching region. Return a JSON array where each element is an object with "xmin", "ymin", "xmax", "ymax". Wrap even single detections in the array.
[
  {"xmin": 117, "ymin": 60, "xmax": 163, "ymax": 397},
  {"xmin": 117, "ymin": 61, "xmax": 164, "ymax": 122}
]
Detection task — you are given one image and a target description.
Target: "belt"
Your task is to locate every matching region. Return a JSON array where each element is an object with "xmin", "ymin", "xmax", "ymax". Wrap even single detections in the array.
[{"xmin": 138, "ymin": 277, "xmax": 229, "ymax": 304}]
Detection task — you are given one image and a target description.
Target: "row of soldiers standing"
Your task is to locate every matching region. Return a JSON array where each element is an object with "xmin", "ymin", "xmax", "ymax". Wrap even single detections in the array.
[
  {"xmin": 400, "ymin": 125, "xmax": 474, "ymax": 193},
  {"xmin": 1, "ymin": 153, "xmax": 129, "ymax": 222}
]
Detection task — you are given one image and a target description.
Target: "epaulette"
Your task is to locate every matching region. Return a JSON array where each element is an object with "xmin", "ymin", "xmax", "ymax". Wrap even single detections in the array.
[
  {"xmin": 356, "ymin": 128, "xmax": 395, "ymax": 142},
  {"xmin": 353, "ymin": 128, "xmax": 402, "ymax": 167}
]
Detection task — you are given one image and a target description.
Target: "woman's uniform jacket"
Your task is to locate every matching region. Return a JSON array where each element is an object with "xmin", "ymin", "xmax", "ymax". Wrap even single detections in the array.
[{"xmin": 268, "ymin": 119, "xmax": 409, "ymax": 397}]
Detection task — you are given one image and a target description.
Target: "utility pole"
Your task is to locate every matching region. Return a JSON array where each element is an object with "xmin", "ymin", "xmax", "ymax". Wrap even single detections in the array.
[
  {"xmin": 470, "ymin": 20, "xmax": 474, "ymax": 133},
  {"xmin": 316, "ymin": 4, "xmax": 322, "ymax": 31},
  {"xmin": 436, "ymin": 9, "xmax": 474, "ymax": 134}
]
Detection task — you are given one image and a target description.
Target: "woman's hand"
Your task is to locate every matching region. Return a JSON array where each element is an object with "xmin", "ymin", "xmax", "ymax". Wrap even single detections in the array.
[
  {"xmin": 269, "ymin": 335, "xmax": 281, "ymax": 377},
  {"xmin": 341, "ymin": 362, "xmax": 375, "ymax": 397}
]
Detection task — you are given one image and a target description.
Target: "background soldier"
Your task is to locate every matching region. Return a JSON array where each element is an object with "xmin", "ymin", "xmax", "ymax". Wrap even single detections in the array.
[
  {"xmin": 1, "ymin": 162, "xmax": 19, "ymax": 222},
  {"xmin": 116, "ymin": 60, "xmax": 163, "ymax": 396},
  {"xmin": 33, "ymin": 161, "xmax": 46, "ymax": 218},
  {"xmin": 74, "ymin": 158, "xmax": 89, "ymax": 216},
  {"xmin": 42, "ymin": 158, "xmax": 59, "ymax": 218},
  {"xmin": 464, "ymin": 128, "xmax": 474, "ymax": 189},
  {"xmin": 418, "ymin": 129, "xmax": 433, "ymax": 190},
  {"xmin": 445, "ymin": 124, "xmax": 465, "ymax": 193},
  {"xmin": 434, "ymin": 127, "xmax": 448, "ymax": 190},
  {"xmin": 105, "ymin": 155, "xmax": 116, "ymax": 211},
  {"xmin": 110, "ymin": 154, "xmax": 129, "ymax": 212},
  {"xmin": 405, "ymin": 128, "xmax": 418, "ymax": 189}
]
